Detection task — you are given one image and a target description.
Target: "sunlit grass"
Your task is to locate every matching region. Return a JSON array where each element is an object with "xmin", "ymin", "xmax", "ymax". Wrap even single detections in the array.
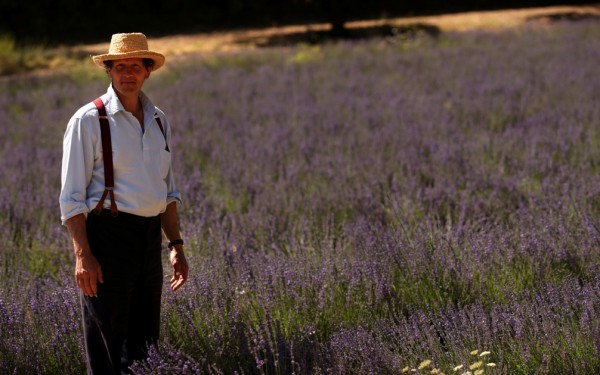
[{"xmin": 0, "ymin": 34, "xmax": 98, "ymax": 77}]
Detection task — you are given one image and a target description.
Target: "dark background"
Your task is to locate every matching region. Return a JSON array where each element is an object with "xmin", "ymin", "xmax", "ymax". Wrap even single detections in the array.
[{"xmin": 1, "ymin": 0, "xmax": 596, "ymax": 46}]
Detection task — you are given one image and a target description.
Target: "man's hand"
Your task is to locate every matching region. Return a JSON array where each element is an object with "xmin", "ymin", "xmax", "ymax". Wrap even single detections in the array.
[
  {"xmin": 76, "ymin": 254, "xmax": 104, "ymax": 297},
  {"xmin": 66, "ymin": 214, "xmax": 103, "ymax": 297},
  {"xmin": 169, "ymin": 248, "xmax": 188, "ymax": 291},
  {"xmin": 161, "ymin": 202, "xmax": 189, "ymax": 291}
]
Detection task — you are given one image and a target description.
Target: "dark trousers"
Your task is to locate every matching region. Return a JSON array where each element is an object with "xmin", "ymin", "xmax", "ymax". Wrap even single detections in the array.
[{"xmin": 81, "ymin": 210, "xmax": 163, "ymax": 375}]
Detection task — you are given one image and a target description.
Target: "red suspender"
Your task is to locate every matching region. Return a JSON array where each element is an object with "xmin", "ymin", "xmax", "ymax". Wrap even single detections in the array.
[{"xmin": 92, "ymin": 98, "xmax": 118, "ymax": 217}]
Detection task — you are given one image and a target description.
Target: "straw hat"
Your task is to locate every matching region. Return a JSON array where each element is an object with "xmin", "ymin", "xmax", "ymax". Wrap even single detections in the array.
[{"xmin": 92, "ymin": 33, "xmax": 165, "ymax": 70}]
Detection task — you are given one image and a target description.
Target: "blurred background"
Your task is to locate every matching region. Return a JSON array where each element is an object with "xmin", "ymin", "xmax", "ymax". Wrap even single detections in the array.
[{"xmin": 1, "ymin": 0, "xmax": 597, "ymax": 45}]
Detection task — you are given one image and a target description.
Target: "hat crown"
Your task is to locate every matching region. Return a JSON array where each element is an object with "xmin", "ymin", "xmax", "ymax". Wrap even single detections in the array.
[
  {"xmin": 108, "ymin": 33, "xmax": 149, "ymax": 54},
  {"xmin": 92, "ymin": 32, "xmax": 165, "ymax": 70}
]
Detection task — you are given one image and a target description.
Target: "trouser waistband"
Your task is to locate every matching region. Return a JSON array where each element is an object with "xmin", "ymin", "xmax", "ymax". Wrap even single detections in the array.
[{"xmin": 93, "ymin": 209, "xmax": 160, "ymax": 226}]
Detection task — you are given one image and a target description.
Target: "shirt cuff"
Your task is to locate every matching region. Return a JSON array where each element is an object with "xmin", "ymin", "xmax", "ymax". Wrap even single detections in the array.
[{"xmin": 60, "ymin": 207, "xmax": 90, "ymax": 225}]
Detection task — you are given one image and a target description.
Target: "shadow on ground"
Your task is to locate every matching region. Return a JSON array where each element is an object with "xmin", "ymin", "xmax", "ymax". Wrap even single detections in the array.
[
  {"xmin": 235, "ymin": 23, "xmax": 442, "ymax": 48},
  {"xmin": 526, "ymin": 11, "xmax": 600, "ymax": 23}
]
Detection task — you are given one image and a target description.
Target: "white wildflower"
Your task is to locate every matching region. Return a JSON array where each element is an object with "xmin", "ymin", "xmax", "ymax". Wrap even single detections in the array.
[{"xmin": 418, "ymin": 359, "xmax": 432, "ymax": 369}]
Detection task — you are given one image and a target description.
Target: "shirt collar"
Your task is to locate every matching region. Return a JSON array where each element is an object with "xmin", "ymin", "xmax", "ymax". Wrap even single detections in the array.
[{"xmin": 105, "ymin": 84, "xmax": 155, "ymax": 117}]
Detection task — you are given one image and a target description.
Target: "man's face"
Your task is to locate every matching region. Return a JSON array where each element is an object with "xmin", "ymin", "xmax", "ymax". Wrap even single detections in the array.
[{"xmin": 107, "ymin": 58, "xmax": 151, "ymax": 97}]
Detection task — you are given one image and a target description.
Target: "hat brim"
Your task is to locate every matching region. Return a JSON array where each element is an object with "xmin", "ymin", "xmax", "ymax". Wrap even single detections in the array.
[{"xmin": 92, "ymin": 51, "xmax": 165, "ymax": 71}]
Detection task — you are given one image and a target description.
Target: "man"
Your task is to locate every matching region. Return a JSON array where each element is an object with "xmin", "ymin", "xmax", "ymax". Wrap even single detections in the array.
[{"xmin": 59, "ymin": 32, "xmax": 189, "ymax": 374}]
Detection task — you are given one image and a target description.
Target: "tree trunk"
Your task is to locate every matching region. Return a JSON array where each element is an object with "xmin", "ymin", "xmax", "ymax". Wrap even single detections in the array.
[{"xmin": 323, "ymin": 0, "xmax": 348, "ymax": 37}]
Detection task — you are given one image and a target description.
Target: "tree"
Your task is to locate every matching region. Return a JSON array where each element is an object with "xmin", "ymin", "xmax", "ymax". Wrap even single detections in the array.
[{"xmin": 321, "ymin": 0, "xmax": 349, "ymax": 36}]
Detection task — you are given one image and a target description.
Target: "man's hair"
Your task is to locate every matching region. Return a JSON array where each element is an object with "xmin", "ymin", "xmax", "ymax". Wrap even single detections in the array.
[{"xmin": 103, "ymin": 58, "xmax": 156, "ymax": 70}]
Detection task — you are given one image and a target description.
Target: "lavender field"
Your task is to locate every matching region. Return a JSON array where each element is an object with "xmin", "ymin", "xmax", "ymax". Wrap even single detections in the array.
[{"xmin": 1, "ymin": 19, "xmax": 600, "ymax": 374}]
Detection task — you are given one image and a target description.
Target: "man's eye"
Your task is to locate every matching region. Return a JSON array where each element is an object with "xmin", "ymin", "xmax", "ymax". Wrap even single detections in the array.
[{"xmin": 114, "ymin": 65, "xmax": 142, "ymax": 72}]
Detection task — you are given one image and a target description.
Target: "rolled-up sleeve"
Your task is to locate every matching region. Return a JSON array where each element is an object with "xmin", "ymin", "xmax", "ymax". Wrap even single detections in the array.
[
  {"xmin": 59, "ymin": 116, "xmax": 95, "ymax": 224},
  {"xmin": 161, "ymin": 114, "xmax": 183, "ymax": 208},
  {"xmin": 166, "ymin": 164, "xmax": 182, "ymax": 207}
]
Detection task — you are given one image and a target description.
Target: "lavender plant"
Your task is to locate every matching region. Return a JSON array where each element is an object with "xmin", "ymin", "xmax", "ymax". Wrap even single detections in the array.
[{"xmin": 0, "ymin": 19, "xmax": 599, "ymax": 374}]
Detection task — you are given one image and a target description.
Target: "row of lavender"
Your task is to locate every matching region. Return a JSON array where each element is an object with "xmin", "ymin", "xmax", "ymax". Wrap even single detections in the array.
[{"xmin": 1, "ymin": 20, "xmax": 599, "ymax": 374}]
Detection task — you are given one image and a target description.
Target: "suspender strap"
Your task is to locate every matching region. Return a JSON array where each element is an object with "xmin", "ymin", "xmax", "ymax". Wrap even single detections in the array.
[
  {"xmin": 92, "ymin": 98, "xmax": 118, "ymax": 217},
  {"xmin": 154, "ymin": 114, "xmax": 169, "ymax": 152}
]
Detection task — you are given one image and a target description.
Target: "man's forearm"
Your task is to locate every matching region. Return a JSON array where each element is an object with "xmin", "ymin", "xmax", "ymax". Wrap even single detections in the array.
[
  {"xmin": 160, "ymin": 201, "xmax": 182, "ymax": 245},
  {"xmin": 66, "ymin": 213, "xmax": 103, "ymax": 296},
  {"xmin": 65, "ymin": 214, "xmax": 92, "ymax": 257}
]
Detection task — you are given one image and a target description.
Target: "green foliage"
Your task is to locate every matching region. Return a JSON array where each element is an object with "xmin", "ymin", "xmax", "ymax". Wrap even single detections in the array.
[
  {"xmin": 0, "ymin": 34, "xmax": 18, "ymax": 71},
  {"xmin": 0, "ymin": 34, "xmax": 52, "ymax": 75}
]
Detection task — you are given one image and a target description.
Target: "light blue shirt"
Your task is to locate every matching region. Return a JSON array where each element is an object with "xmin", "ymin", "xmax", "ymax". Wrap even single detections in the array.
[{"xmin": 60, "ymin": 85, "xmax": 181, "ymax": 223}]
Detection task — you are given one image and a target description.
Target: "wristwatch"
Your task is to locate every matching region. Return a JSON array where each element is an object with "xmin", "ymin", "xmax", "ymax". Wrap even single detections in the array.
[{"xmin": 168, "ymin": 239, "xmax": 184, "ymax": 250}]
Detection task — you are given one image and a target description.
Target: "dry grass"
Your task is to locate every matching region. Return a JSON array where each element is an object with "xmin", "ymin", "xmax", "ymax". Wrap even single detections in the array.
[{"xmin": 82, "ymin": 5, "xmax": 600, "ymax": 56}]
